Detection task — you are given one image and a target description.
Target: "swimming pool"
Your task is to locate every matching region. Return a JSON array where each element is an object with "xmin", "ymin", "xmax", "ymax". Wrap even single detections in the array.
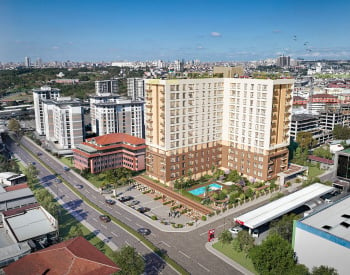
[{"xmin": 188, "ymin": 183, "xmax": 222, "ymax": 196}]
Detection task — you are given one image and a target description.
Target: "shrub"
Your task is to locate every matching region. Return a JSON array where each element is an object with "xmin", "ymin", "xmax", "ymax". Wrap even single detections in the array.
[
  {"xmin": 172, "ymin": 223, "xmax": 184, "ymax": 228},
  {"xmin": 163, "ymin": 201, "xmax": 172, "ymax": 205},
  {"xmin": 216, "ymin": 209, "xmax": 221, "ymax": 215},
  {"xmin": 295, "ymin": 178, "xmax": 301, "ymax": 183},
  {"xmin": 201, "ymin": 216, "xmax": 207, "ymax": 221},
  {"xmin": 142, "ymin": 190, "xmax": 151, "ymax": 194},
  {"xmin": 187, "ymin": 222, "xmax": 194, "ymax": 226},
  {"xmin": 151, "ymin": 215, "xmax": 158, "ymax": 220},
  {"xmin": 208, "ymin": 212, "xmax": 215, "ymax": 217},
  {"xmin": 228, "ymin": 204, "xmax": 233, "ymax": 209},
  {"xmin": 222, "ymin": 208, "xmax": 227, "ymax": 212},
  {"xmin": 154, "ymin": 196, "xmax": 162, "ymax": 200}
]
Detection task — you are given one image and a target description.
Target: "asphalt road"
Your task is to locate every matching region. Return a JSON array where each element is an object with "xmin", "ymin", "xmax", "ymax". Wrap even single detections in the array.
[{"xmin": 7, "ymin": 134, "xmax": 249, "ymax": 275}]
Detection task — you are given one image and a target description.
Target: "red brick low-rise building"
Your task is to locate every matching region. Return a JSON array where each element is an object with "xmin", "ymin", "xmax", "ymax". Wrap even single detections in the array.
[{"xmin": 72, "ymin": 133, "xmax": 146, "ymax": 174}]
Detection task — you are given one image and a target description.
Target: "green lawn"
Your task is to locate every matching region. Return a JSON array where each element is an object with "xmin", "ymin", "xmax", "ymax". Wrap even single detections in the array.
[
  {"xmin": 59, "ymin": 157, "xmax": 74, "ymax": 168},
  {"xmin": 308, "ymin": 166, "xmax": 324, "ymax": 178},
  {"xmin": 212, "ymin": 242, "xmax": 258, "ymax": 274}
]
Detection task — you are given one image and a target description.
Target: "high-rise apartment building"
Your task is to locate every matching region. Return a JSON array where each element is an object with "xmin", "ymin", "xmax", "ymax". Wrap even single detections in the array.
[
  {"xmin": 95, "ymin": 80, "xmax": 118, "ymax": 95},
  {"xmin": 145, "ymin": 78, "xmax": 293, "ymax": 186},
  {"xmin": 42, "ymin": 97, "xmax": 84, "ymax": 149},
  {"xmin": 24, "ymin": 56, "xmax": 31, "ymax": 68},
  {"xmin": 33, "ymin": 86, "xmax": 60, "ymax": 135},
  {"xmin": 276, "ymin": 55, "xmax": 290, "ymax": 67},
  {"xmin": 127, "ymin": 78, "xmax": 145, "ymax": 100},
  {"xmin": 90, "ymin": 95, "xmax": 144, "ymax": 138}
]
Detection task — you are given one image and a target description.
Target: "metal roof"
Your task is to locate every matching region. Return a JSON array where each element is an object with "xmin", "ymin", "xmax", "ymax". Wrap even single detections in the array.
[
  {"xmin": 300, "ymin": 195, "xmax": 350, "ymax": 241},
  {"xmin": 0, "ymin": 188, "xmax": 34, "ymax": 203},
  {"xmin": 6, "ymin": 207, "xmax": 57, "ymax": 242},
  {"xmin": 234, "ymin": 183, "xmax": 334, "ymax": 229}
]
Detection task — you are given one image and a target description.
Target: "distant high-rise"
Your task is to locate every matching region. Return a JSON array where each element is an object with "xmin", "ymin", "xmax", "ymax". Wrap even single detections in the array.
[
  {"xmin": 127, "ymin": 78, "xmax": 145, "ymax": 100},
  {"xmin": 276, "ymin": 55, "xmax": 290, "ymax": 67},
  {"xmin": 24, "ymin": 56, "xmax": 31, "ymax": 68},
  {"xmin": 95, "ymin": 80, "xmax": 118, "ymax": 95},
  {"xmin": 35, "ymin": 58, "xmax": 42, "ymax": 68}
]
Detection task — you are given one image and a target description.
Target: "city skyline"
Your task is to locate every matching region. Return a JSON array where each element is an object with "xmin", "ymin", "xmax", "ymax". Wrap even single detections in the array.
[{"xmin": 1, "ymin": 0, "xmax": 350, "ymax": 63}]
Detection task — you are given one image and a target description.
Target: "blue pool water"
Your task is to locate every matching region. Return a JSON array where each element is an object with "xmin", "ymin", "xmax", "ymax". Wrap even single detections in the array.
[{"xmin": 189, "ymin": 183, "xmax": 222, "ymax": 196}]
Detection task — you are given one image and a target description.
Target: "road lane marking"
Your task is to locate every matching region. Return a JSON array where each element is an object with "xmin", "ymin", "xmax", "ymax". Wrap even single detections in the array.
[
  {"xmin": 217, "ymin": 224, "xmax": 224, "ymax": 228},
  {"xmin": 115, "ymin": 210, "xmax": 121, "ymax": 215},
  {"xmin": 161, "ymin": 241, "xmax": 170, "ymax": 247},
  {"xmin": 101, "ymin": 224, "xmax": 107, "ymax": 229},
  {"xmin": 152, "ymin": 266, "xmax": 158, "ymax": 272},
  {"xmin": 85, "ymin": 190, "xmax": 90, "ymax": 194},
  {"xmin": 92, "ymin": 195, "xmax": 96, "ymax": 199},
  {"xmin": 179, "ymin": 250, "xmax": 190, "ymax": 259},
  {"xmin": 93, "ymin": 218, "xmax": 98, "ymax": 223},
  {"xmin": 198, "ymin": 262, "xmax": 210, "ymax": 272},
  {"xmin": 112, "ymin": 232, "xmax": 118, "ymax": 237},
  {"xmin": 200, "ymin": 231, "xmax": 207, "ymax": 236},
  {"xmin": 136, "ymin": 223, "xmax": 142, "ymax": 228},
  {"xmin": 125, "ymin": 241, "xmax": 130, "ymax": 246},
  {"xmin": 124, "ymin": 216, "xmax": 131, "ymax": 221}
]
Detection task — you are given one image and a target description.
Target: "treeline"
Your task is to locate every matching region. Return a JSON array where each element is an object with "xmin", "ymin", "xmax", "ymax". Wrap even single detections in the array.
[{"xmin": 0, "ymin": 66, "xmax": 145, "ymax": 98}]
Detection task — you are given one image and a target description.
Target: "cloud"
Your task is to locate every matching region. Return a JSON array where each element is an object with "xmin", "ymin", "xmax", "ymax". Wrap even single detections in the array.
[
  {"xmin": 52, "ymin": 46, "xmax": 60, "ymax": 50},
  {"xmin": 272, "ymin": 29, "xmax": 281, "ymax": 33},
  {"xmin": 210, "ymin": 32, "xmax": 222, "ymax": 37},
  {"xmin": 196, "ymin": 45, "xmax": 205, "ymax": 50}
]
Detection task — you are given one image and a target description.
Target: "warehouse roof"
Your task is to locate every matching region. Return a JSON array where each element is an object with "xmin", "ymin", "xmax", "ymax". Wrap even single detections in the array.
[{"xmin": 234, "ymin": 183, "xmax": 334, "ymax": 229}]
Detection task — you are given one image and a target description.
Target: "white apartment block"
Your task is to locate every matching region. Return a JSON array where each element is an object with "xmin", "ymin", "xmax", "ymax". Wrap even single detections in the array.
[
  {"xmin": 127, "ymin": 78, "xmax": 145, "ymax": 100},
  {"xmin": 33, "ymin": 86, "xmax": 60, "ymax": 135},
  {"xmin": 95, "ymin": 80, "xmax": 118, "ymax": 95},
  {"xmin": 90, "ymin": 95, "xmax": 144, "ymax": 138},
  {"xmin": 42, "ymin": 97, "xmax": 84, "ymax": 149},
  {"xmin": 145, "ymin": 78, "xmax": 293, "ymax": 186}
]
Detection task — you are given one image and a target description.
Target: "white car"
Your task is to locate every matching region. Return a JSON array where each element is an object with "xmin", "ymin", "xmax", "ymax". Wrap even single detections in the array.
[{"xmin": 229, "ymin": 226, "xmax": 242, "ymax": 235}]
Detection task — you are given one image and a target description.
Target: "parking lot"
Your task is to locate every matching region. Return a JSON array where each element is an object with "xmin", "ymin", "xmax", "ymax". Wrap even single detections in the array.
[{"xmin": 105, "ymin": 185, "xmax": 193, "ymax": 226}]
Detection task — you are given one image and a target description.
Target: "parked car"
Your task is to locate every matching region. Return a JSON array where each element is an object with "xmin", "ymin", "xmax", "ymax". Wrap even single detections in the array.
[
  {"xmin": 137, "ymin": 228, "xmax": 151, "ymax": 236},
  {"xmin": 63, "ymin": 166, "xmax": 70, "ymax": 171},
  {"xmin": 99, "ymin": 215, "xmax": 111, "ymax": 223},
  {"xmin": 37, "ymin": 152, "xmax": 42, "ymax": 156},
  {"xmin": 137, "ymin": 207, "xmax": 151, "ymax": 213},
  {"xmin": 105, "ymin": 199, "xmax": 116, "ymax": 205},
  {"xmin": 118, "ymin": 196, "xmax": 134, "ymax": 202},
  {"xmin": 228, "ymin": 226, "xmax": 242, "ymax": 235},
  {"xmin": 128, "ymin": 200, "xmax": 140, "ymax": 206}
]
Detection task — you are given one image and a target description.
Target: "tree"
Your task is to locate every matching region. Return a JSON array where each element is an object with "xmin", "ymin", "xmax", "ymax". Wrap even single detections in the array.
[
  {"xmin": 333, "ymin": 125, "xmax": 350, "ymax": 140},
  {"xmin": 111, "ymin": 246, "xmax": 145, "ymax": 275},
  {"xmin": 288, "ymin": 264, "xmax": 310, "ymax": 275},
  {"xmin": 313, "ymin": 147, "xmax": 332, "ymax": 160},
  {"xmin": 248, "ymin": 233, "xmax": 295, "ymax": 275},
  {"xmin": 24, "ymin": 164, "xmax": 39, "ymax": 187},
  {"xmin": 7, "ymin": 118, "xmax": 21, "ymax": 132},
  {"xmin": 232, "ymin": 230, "xmax": 255, "ymax": 253},
  {"xmin": 218, "ymin": 230, "xmax": 233, "ymax": 246},
  {"xmin": 67, "ymin": 225, "xmax": 84, "ymax": 239},
  {"xmin": 312, "ymin": 265, "xmax": 338, "ymax": 275},
  {"xmin": 297, "ymin": 132, "xmax": 315, "ymax": 151},
  {"xmin": 270, "ymin": 213, "xmax": 300, "ymax": 243}
]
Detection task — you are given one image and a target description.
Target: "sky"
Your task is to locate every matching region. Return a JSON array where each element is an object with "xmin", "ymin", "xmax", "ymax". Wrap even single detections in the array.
[{"xmin": 1, "ymin": 0, "xmax": 350, "ymax": 62}]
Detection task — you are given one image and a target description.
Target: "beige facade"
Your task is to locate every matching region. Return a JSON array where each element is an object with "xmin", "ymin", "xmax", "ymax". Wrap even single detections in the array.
[{"xmin": 145, "ymin": 78, "xmax": 294, "ymax": 186}]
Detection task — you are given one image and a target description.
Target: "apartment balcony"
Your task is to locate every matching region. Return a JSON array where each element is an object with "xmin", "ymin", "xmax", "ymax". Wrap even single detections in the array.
[
  {"xmin": 160, "ymin": 129, "xmax": 164, "ymax": 134},
  {"xmin": 146, "ymin": 112, "xmax": 153, "ymax": 116},
  {"xmin": 146, "ymin": 126, "xmax": 153, "ymax": 131},
  {"xmin": 160, "ymin": 113, "xmax": 165, "ymax": 119},
  {"xmin": 146, "ymin": 95, "xmax": 153, "ymax": 99},
  {"xmin": 146, "ymin": 119, "xmax": 153, "ymax": 123},
  {"xmin": 160, "ymin": 106, "xmax": 165, "ymax": 111},
  {"xmin": 160, "ymin": 89, "xmax": 165, "ymax": 94},
  {"xmin": 146, "ymin": 134, "xmax": 153, "ymax": 139},
  {"xmin": 160, "ymin": 97, "xmax": 165, "ymax": 103}
]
